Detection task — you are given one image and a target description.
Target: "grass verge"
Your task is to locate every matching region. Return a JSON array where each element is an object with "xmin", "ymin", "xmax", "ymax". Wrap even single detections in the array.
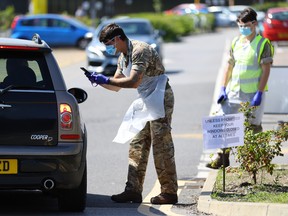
[{"xmin": 211, "ymin": 166, "xmax": 288, "ymax": 203}]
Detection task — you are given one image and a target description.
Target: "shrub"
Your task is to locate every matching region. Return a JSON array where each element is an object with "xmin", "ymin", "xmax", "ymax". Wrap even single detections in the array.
[{"xmin": 233, "ymin": 102, "xmax": 287, "ymax": 184}]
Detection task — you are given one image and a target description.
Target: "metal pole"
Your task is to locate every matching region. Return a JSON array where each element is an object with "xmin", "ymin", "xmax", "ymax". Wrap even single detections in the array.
[
  {"xmin": 222, "ymin": 114, "xmax": 227, "ymax": 192},
  {"xmin": 222, "ymin": 148, "xmax": 226, "ymax": 192}
]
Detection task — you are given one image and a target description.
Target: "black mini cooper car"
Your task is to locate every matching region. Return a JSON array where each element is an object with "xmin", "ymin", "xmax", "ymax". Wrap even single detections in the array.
[{"xmin": 0, "ymin": 34, "xmax": 88, "ymax": 212}]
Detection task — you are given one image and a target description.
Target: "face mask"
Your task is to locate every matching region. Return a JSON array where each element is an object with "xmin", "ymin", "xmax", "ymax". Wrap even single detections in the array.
[
  {"xmin": 106, "ymin": 45, "xmax": 116, "ymax": 55},
  {"xmin": 239, "ymin": 27, "xmax": 252, "ymax": 36}
]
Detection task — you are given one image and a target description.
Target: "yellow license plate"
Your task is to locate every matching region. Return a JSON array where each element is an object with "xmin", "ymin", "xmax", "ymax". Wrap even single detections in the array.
[{"xmin": 0, "ymin": 159, "xmax": 18, "ymax": 174}]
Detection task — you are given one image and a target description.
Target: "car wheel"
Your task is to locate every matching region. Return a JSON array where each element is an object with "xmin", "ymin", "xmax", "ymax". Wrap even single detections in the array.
[
  {"xmin": 77, "ymin": 38, "xmax": 89, "ymax": 50},
  {"xmin": 58, "ymin": 164, "xmax": 87, "ymax": 212}
]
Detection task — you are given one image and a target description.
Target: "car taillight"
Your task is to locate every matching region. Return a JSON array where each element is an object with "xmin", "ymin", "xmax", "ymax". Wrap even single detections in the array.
[
  {"xmin": 11, "ymin": 16, "xmax": 20, "ymax": 30},
  {"xmin": 59, "ymin": 104, "xmax": 81, "ymax": 140},
  {"xmin": 60, "ymin": 104, "xmax": 72, "ymax": 129}
]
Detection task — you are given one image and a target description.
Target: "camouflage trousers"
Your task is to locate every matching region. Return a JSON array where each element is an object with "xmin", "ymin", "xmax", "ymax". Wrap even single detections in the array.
[{"xmin": 125, "ymin": 85, "xmax": 178, "ymax": 195}]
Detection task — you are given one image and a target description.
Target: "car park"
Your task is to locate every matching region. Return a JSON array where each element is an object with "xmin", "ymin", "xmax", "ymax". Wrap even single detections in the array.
[
  {"xmin": 10, "ymin": 14, "xmax": 92, "ymax": 49},
  {"xmin": 208, "ymin": 6, "xmax": 237, "ymax": 27},
  {"xmin": 0, "ymin": 34, "xmax": 88, "ymax": 212},
  {"xmin": 85, "ymin": 17, "xmax": 164, "ymax": 75},
  {"xmin": 262, "ymin": 7, "xmax": 288, "ymax": 41}
]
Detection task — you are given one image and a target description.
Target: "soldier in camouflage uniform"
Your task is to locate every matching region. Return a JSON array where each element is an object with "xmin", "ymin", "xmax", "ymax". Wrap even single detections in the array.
[{"xmin": 85, "ymin": 23, "xmax": 178, "ymax": 204}]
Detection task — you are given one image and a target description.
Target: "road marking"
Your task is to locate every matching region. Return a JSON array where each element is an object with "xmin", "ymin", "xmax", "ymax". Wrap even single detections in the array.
[
  {"xmin": 172, "ymin": 133, "xmax": 203, "ymax": 139},
  {"xmin": 138, "ymin": 180, "xmax": 186, "ymax": 216}
]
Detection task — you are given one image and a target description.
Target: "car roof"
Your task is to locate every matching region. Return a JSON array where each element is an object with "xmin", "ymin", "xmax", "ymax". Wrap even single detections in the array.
[
  {"xmin": 0, "ymin": 37, "xmax": 51, "ymax": 50},
  {"xmin": 208, "ymin": 6, "xmax": 229, "ymax": 12},
  {"xmin": 267, "ymin": 7, "xmax": 288, "ymax": 13},
  {"xmin": 228, "ymin": 5, "xmax": 249, "ymax": 11},
  {"xmin": 15, "ymin": 13, "xmax": 90, "ymax": 29},
  {"xmin": 100, "ymin": 17, "xmax": 151, "ymax": 25},
  {"xmin": 17, "ymin": 13, "xmax": 70, "ymax": 19},
  {"xmin": 172, "ymin": 3, "xmax": 207, "ymax": 9}
]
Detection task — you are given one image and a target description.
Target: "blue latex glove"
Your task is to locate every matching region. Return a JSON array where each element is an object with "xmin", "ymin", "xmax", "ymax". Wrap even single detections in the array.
[
  {"xmin": 251, "ymin": 91, "xmax": 262, "ymax": 106},
  {"xmin": 86, "ymin": 72, "xmax": 110, "ymax": 85},
  {"xmin": 217, "ymin": 87, "xmax": 228, "ymax": 104},
  {"xmin": 84, "ymin": 72, "xmax": 97, "ymax": 86},
  {"xmin": 93, "ymin": 74, "xmax": 110, "ymax": 84}
]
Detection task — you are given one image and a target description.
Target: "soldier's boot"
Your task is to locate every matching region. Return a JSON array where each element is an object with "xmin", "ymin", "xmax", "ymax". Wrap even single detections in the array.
[
  {"xmin": 206, "ymin": 151, "xmax": 230, "ymax": 169},
  {"xmin": 150, "ymin": 193, "xmax": 178, "ymax": 205},
  {"xmin": 111, "ymin": 190, "xmax": 142, "ymax": 203}
]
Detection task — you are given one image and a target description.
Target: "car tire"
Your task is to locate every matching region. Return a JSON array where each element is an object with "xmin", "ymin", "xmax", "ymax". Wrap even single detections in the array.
[
  {"xmin": 77, "ymin": 38, "xmax": 89, "ymax": 50},
  {"xmin": 58, "ymin": 164, "xmax": 87, "ymax": 212}
]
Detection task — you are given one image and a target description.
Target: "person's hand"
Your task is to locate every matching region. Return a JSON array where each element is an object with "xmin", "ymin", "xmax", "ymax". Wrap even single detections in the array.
[
  {"xmin": 251, "ymin": 91, "xmax": 262, "ymax": 106},
  {"xmin": 84, "ymin": 71, "xmax": 97, "ymax": 86},
  {"xmin": 85, "ymin": 72, "xmax": 109, "ymax": 85},
  {"xmin": 217, "ymin": 87, "xmax": 228, "ymax": 104},
  {"xmin": 93, "ymin": 74, "xmax": 110, "ymax": 84}
]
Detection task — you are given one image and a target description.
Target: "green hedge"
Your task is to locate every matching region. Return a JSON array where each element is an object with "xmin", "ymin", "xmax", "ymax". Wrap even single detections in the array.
[
  {"xmin": 252, "ymin": 2, "xmax": 288, "ymax": 12},
  {"xmin": 0, "ymin": 6, "xmax": 15, "ymax": 31},
  {"xmin": 116, "ymin": 12, "xmax": 215, "ymax": 42},
  {"xmin": 127, "ymin": 13, "xmax": 195, "ymax": 41}
]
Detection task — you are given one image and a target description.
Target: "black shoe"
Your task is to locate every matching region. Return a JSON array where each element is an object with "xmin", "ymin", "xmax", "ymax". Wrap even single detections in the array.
[
  {"xmin": 206, "ymin": 152, "xmax": 230, "ymax": 169},
  {"xmin": 150, "ymin": 193, "xmax": 178, "ymax": 204},
  {"xmin": 111, "ymin": 190, "xmax": 142, "ymax": 203}
]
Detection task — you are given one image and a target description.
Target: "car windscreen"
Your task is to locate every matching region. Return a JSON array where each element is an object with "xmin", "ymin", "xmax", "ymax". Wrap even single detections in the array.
[
  {"xmin": 97, "ymin": 21, "xmax": 153, "ymax": 38},
  {"xmin": 0, "ymin": 51, "xmax": 54, "ymax": 90},
  {"xmin": 272, "ymin": 11, "xmax": 288, "ymax": 21},
  {"xmin": 118, "ymin": 22, "xmax": 153, "ymax": 35}
]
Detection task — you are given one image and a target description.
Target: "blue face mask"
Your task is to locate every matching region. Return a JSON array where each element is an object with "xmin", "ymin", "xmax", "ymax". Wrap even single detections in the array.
[
  {"xmin": 239, "ymin": 27, "xmax": 252, "ymax": 36},
  {"xmin": 106, "ymin": 45, "xmax": 117, "ymax": 55}
]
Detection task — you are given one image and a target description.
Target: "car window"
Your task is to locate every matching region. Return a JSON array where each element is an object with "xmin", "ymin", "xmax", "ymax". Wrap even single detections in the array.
[
  {"xmin": 21, "ymin": 18, "xmax": 48, "ymax": 27},
  {"xmin": 117, "ymin": 22, "xmax": 153, "ymax": 35},
  {"xmin": 0, "ymin": 51, "xmax": 54, "ymax": 90},
  {"xmin": 272, "ymin": 11, "xmax": 288, "ymax": 20},
  {"xmin": 48, "ymin": 19, "xmax": 71, "ymax": 28}
]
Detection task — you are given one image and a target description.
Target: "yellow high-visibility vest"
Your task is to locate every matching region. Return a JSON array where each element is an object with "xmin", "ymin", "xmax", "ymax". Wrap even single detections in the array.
[{"xmin": 229, "ymin": 35, "xmax": 273, "ymax": 93}]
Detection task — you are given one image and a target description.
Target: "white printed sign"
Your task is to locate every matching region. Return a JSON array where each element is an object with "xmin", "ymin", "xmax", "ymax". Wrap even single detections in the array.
[{"xmin": 202, "ymin": 113, "xmax": 244, "ymax": 150}]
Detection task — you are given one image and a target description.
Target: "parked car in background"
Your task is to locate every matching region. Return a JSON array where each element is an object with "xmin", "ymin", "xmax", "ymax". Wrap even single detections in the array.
[
  {"xmin": 228, "ymin": 5, "xmax": 265, "ymax": 22},
  {"xmin": 10, "ymin": 14, "xmax": 92, "ymax": 49},
  {"xmin": 164, "ymin": 3, "xmax": 209, "ymax": 15},
  {"xmin": 85, "ymin": 17, "xmax": 164, "ymax": 76},
  {"xmin": 0, "ymin": 34, "xmax": 88, "ymax": 212},
  {"xmin": 208, "ymin": 6, "xmax": 237, "ymax": 27},
  {"xmin": 262, "ymin": 7, "xmax": 288, "ymax": 41}
]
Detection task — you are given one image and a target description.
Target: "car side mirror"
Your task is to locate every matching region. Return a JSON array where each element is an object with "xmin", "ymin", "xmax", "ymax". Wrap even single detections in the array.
[{"xmin": 68, "ymin": 88, "xmax": 88, "ymax": 104}]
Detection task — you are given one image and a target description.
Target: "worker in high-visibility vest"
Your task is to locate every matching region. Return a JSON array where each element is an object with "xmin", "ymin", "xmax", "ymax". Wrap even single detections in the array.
[{"xmin": 207, "ymin": 7, "xmax": 274, "ymax": 169}]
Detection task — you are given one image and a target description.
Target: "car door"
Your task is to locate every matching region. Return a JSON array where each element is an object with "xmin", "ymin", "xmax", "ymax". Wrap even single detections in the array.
[{"xmin": 46, "ymin": 18, "xmax": 76, "ymax": 46}]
